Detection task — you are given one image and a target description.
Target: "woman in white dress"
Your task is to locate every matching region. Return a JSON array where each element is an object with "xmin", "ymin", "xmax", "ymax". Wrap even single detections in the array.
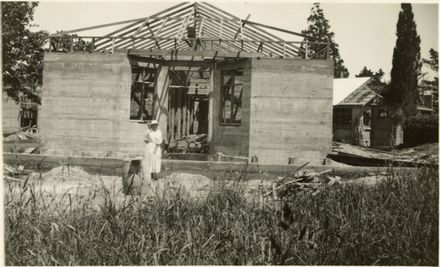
[{"xmin": 143, "ymin": 120, "xmax": 163, "ymax": 182}]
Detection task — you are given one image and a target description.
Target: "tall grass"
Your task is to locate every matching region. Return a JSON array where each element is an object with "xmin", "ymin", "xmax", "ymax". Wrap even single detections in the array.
[{"xmin": 4, "ymin": 167, "xmax": 438, "ymax": 265}]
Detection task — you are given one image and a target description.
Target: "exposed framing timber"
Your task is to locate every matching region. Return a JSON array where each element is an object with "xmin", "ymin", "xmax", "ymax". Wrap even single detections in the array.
[{"xmin": 132, "ymin": 17, "xmax": 151, "ymax": 38}]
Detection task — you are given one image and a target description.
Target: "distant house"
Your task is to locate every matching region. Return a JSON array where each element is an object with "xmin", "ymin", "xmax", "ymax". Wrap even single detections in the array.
[
  {"xmin": 2, "ymin": 85, "xmax": 40, "ymax": 132},
  {"xmin": 333, "ymin": 77, "xmax": 435, "ymax": 148},
  {"xmin": 417, "ymin": 80, "xmax": 435, "ymax": 115},
  {"xmin": 333, "ymin": 77, "xmax": 403, "ymax": 147}
]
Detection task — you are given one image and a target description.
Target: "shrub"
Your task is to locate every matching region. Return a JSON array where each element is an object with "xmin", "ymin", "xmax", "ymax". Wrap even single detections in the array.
[{"xmin": 404, "ymin": 114, "xmax": 438, "ymax": 147}]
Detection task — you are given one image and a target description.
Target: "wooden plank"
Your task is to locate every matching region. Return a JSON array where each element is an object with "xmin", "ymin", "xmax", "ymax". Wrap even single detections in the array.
[
  {"xmin": 98, "ymin": 18, "xmax": 182, "ymax": 50},
  {"xmin": 234, "ymin": 14, "xmax": 251, "ymax": 40},
  {"xmin": 219, "ymin": 17, "xmax": 223, "ymax": 39},
  {"xmin": 208, "ymin": 68, "xmax": 213, "ymax": 143},
  {"xmin": 51, "ymin": 18, "xmax": 146, "ymax": 36},
  {"xmin": 154, "ymin": 17, "xmax": 169, "ymax": 38},
  {"xmin": 177, "ymin": 86, "xmax": 182, "ymax": 139},
  {"xmin": 198, "ymin": 3, "xmax": 302, "ymax": 55},
  {"xmin": 197, "ymin": 6, "xmax": 295, "ymax": 56},
  {"xmin": 183, "ymin": 92, "xmax": 187, "ymax": 136},
  {"xmin": 122, "ymin": 20, "xmax": 183, "ymax": 50},
  {"xmin": 197, "ymin": 17, "xmax": 205, "ymax": 37},
  {"xmin": 243, "ymin": 19, "xmax": 324, "ymax": 41},
  {"xmin": 127, "ymin": 48, "xmax": 267, "ymax": 59},
  {"xmin": 170, "ymin": 87, "xmax": 175, "ymax": 141},
  {"xmin": 97, "ymin": 4, "xmax": 194, "ymax": 49},
  {"xmin": 132, "ymin": 17, "xmax": 151, "ymax": 37}
]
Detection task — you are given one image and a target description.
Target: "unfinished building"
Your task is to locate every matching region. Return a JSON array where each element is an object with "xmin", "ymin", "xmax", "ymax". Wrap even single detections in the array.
[{"xmin": 40, "ymin": 2, "xmax": 333, "ymax": 165}]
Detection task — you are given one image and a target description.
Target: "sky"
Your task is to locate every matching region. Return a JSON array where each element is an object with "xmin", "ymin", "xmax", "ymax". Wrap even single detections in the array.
[{"xmin": 31, "ymin": 1, "xmax": 439, "ymax": 81}]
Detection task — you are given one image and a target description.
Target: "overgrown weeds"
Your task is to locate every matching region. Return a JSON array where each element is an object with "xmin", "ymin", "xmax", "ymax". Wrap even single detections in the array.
[{"xmin": 4, "ymin": 166, "xmax": 438, "ymax": 265}]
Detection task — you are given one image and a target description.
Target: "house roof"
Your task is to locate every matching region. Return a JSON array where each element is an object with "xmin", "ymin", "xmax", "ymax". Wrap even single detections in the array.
[
  {"xmin": 333, "ymin": 77, "xmax": 371, "ymax": 105},
  {"xmin": 49, "ymin": 2, "xmax": 329, "ymax": 59}
]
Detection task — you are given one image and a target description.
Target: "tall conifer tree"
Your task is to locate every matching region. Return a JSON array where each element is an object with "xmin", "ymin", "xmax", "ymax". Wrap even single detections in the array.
[{"xmin": 386, "ymin": 3, "xmax": 421, "ymax": 119}]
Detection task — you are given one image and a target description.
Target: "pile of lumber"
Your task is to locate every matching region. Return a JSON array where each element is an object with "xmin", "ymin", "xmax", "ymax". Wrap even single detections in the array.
[
  {"xmin": 265, "ymin": 164, "xmax": 341, "ymax": 200},
  {"xmin": 168, "ymin": 134, "xmax": 208, "ymax": 153},
  {"xmin": 3, "ymin": 126, "xmax": 40, "ymax": 143},
  {"xmin": 329, "ymin": 142, "xmax": 437, "ymax": 167}
]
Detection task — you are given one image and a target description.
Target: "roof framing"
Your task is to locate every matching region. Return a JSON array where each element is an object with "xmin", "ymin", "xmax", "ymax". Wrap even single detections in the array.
[{"xmin": 49, "ymin": 2, "xmax": 329, "ymax": 59}]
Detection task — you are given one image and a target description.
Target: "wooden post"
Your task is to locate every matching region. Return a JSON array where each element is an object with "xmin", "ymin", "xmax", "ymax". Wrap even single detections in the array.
[
  {"xmin": 140, "ymin": 69, "xmax": 145, "ymax": 120},
  {"xmin": 48, "ymin": 37, "xmax": 52, "ymax": 52},
  {"xmin": 111, "ymin": 37, "xmax": 115, "ymax": 53},
  {"xmin": 177, "ymin": 87, "xmax": 182, "ymax": 139},
  {"xmin": 155, "ymin": 66, "xmax": 169, "ymax": 140},
  {"xmin": 207, "ymin": 68, "xmax": 213, "ymax": 144},
  {"xmin": 187, "ymin": 96, "xmax": 191, "ymax": 135},
  {"xmin": 239, "ymin": 19, "xmax": 244, "ymax": 40},
  {"xmin": 219, "ymin": 17, "xmax": 223, "ymax": 39},
  {"xmin": 182, "ymin": 89, "xmax": 187, "ymax": 137},
  {"xmin": 170, "ymin": 88, "xmax": 175, "ymax": 142}
]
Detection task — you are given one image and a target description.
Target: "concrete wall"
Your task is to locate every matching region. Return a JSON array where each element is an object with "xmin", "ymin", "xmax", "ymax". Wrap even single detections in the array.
[
  {"xmin": 40, "ymin": 53, "xmax": 133, "ymax": 158},
  {"xmin": 2, "ymin": 94, "xmax": 20, "ymax": 131},
  {"xmin": 211, "ymin": 59, "xmax": 251, "ymax": 157},
  {"xmin": 249, "ymin": 58, "xmax": 333, "ymax": 165}
]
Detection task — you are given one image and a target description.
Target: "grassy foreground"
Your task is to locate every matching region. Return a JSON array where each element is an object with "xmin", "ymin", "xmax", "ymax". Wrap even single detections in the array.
[{"xmin": 4, "ymin": 167, "xmax": 438, "ymax": 265}]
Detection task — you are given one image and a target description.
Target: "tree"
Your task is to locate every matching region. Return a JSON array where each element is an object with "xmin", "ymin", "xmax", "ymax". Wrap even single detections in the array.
[
  {"xmin": 355, "ymin": 66, "xmax": 374, "ymax": 77},
  {"xmin": 301, "ymin": 3, "xmax": 349, "ymax": 78},
  {"xmin": 385, "ymin": 3, "xmax": 421, "ymax": 119},
  {"xmin": 2, "ymin": 2, "xmax": 48, "ymax": 101},
  {"xmin": 423, "ymin": 48, "xmax": 438, "ymax": 71},
  {"xmin": 355, "ymin": 66, "xmax": 385, "ymax": 81}
]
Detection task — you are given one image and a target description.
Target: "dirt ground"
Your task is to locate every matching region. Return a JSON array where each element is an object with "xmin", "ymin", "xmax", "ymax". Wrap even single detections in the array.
[{"xmin": 4, "ymin": 165, "xmax": 274, "ymax": 201}]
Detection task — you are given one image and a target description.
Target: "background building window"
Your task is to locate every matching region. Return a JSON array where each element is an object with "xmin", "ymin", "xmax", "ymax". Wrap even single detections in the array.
[
  {"xmin": 334, "ymin": 108, "xmax": 352, "ymax": 126},
  {"xmin": 363, "ymin": 110, "xmax": 371, "ymax": 127},
  {"xmin": 220, "ymin": 69, "xmax": 243, "ymax": 125},
  {"xmin": 130, "ymin": 68, "xmax": 156, "ymax": 120}
]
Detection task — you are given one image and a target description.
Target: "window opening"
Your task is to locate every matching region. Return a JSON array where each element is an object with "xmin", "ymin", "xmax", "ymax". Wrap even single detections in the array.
[
  {"xmin": 334, "ymin": 108, "xmax": 352, "ymax": 126},
  {"xmin": 130, "ymin": 67, "xmax": 156, "ymax": 120},
  {"xmin": 220, "ymin": 69, "xmax": 243, "ymax": 125}
]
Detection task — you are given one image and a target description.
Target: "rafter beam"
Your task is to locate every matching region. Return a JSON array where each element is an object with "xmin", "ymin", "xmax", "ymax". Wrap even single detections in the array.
[
  {"xmin": 132, "ymin": 17, "xmax": 150, "ymax": 37},
  {"xmin": 234, "ymin": 14, "xmax": 250, "ymax": 40}
]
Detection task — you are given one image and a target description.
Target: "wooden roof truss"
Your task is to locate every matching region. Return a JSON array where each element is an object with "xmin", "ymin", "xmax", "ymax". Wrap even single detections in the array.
[{"xmin": 49, "ymin": 2, "xmax": 329, "ymax": 59}]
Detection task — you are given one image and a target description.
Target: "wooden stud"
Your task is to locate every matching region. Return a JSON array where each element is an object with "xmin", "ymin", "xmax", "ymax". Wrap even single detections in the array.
[
  {"xmin": 197, "ymin": 17, "xmax": 205, "ymax": 37},
  {"xmin": 219, "ymin": 17, "xmax": 223, "ymax": 39},
  {"xmin": 170, "ymin": 87, "xmax": 175, "ymax": 142},
  {"xmin": 183, "ymin": 90, "xmax": 187, "ymax": 137},
  {"xmin": 132, "ymin": 16, "xmax": 151, "ymax": 38},
  {"xmin": 207, "ymin": 68, "xmax": 213, "ymax": 143},
  {"xmin": 96, "ymin": 4, "xmax": 193, "ymax": 49},
  {"xmin": 177, "ymin": 86, "xmax": 182, "ymax": 139}
]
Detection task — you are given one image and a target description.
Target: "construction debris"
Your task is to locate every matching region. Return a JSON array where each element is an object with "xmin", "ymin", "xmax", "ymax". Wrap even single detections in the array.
[
  {"xmin": 329, "ymin": 142, "xmax": 438, "ymax": 166},
  {"xmin": 168, "ymin": 134, "xmax": 208, "ymax": 153},
  {"xmin": 263, "ymin": 163, "xmax": 341, "ymax": 200}
]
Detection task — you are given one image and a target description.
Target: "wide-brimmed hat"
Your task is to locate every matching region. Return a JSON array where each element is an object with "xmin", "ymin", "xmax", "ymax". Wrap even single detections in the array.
[{"xmin": 150, "ymin": 120, "xmax": 159, "ymax": 125}]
